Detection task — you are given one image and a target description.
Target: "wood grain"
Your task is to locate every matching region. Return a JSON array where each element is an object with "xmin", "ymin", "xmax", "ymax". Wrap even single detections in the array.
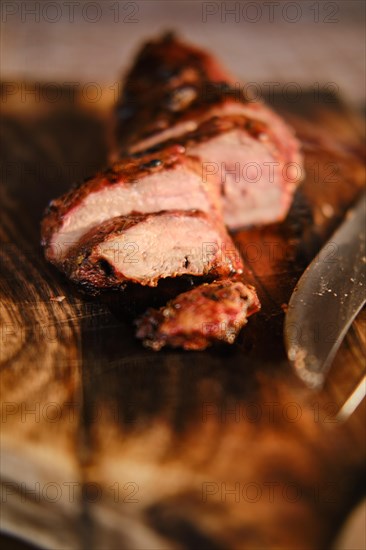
[{"xmin": 0, "ymin": 86, "xmax": 365, "ymax": 550}]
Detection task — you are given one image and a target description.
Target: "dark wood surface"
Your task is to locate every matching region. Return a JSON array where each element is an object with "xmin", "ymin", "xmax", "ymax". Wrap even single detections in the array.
[{"xmin": 0, "ymin": 87, "xmax": 365, "ymax": 550}]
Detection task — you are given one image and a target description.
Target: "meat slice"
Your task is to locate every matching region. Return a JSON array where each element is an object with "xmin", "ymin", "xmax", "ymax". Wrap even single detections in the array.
[
  {"xmin": 115, "ymin": 33, "xmax": 303, "ymax": 229},
  {"xmin": 184, "ymin": 116, "xmax": 299, "ymax": 228},
  {"xmin": 41, "ymin": 146, "xmax": 222, "ymax": 263},
  {"xmin": 62, "ymin": 211, "xmax": 243, "ymax": 293},
  {"xmin": 115, "ymin": 31, "xmax": 234, "ymax": 150},
  {"xmin": 133, "ymin": 115, "xmax": 298, "ymax": 229},
  {"xmin": 135, "ymin": 279, "xmax": 260, "ymax": 350}
]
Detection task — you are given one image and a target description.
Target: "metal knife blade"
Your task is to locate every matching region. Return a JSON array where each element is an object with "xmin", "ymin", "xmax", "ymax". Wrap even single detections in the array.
[{"xmin": 284, "ymin": 193, "xmax": 366, "ymax": 390}]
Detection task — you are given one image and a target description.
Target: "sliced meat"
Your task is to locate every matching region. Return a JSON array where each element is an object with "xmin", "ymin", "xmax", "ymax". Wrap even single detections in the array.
[
  {"xmin": 115, "ymin": 32, "xmax": 235, "ymax": 150},
  {"xmin": 135, "ymin": 278, "xmax": 260, "ymax": 350},
  {"xmin": 41, "ymin": 146, "xmax": 222, "ymax": 263},
  {"xmin": 133, "ymin": 115, "xmax": 299, "ymax": 229},
  {"xmin": 63, "ymin": 211, "xmax": 243, "ymax": 293},
  {"xmin": 41, "ymin": 33, "xmax": 265, "ymax": 350},
  {"xmin": 186, "ymin": 116, "xmax": 300, "ymax": 228},
  {"xmin": 115, "ymin": 33, "xmax": 303, "ymax": 229}
]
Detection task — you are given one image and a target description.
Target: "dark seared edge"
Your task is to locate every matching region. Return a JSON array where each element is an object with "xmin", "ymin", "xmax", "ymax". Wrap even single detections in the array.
[
  {"xmin": 62, "ymin": 210, "xmax": 243, "ymax": 293},
  {"xmin": 41, "ymin": 145, "xmax": 187, "ymax": 252},
  {"xmin": 135, "ymin": 278, "xmax": 261, "ymax": 350}
]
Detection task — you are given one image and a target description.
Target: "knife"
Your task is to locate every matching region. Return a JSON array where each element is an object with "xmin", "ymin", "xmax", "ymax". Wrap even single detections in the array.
[{"xmin": 284, "ymin": 193, "xmax": 366, "ymax": 401}]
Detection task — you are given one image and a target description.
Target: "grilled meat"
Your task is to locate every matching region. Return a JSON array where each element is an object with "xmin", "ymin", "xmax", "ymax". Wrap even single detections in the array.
[
  {"xmin": 115, "ymin": 31, "xmax": 234, "ymax": 149},
  {"xmin": 62, "ymin": 211, "xmax": 242, "ymax": 293},
  {"xmin": 115, "ymin": 33, "xmax": 303, "ymax": 229},
  {"xmin": 135, "ymin": 279, "xmax": 260, "ymax": 350},
  {"xmin": 40, "ymin": 33, "xmax": 308, "ymax": 350},
  {"xmin": 41, "ymin": 146, "xmax": 222, "ymax": 264}
]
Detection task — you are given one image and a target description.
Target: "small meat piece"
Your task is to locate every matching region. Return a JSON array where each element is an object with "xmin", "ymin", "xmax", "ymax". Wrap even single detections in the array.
[
  {"xmin": 41, "ymin": 146, "xmax": 222, "ymax": 263},
  {"xmin": 115, "ymin": 33, "xmax": 303, "ymax": 229},
  {"xmin": 63, "ymin": 211, "xmax": 243, "ymax": 293},
  {"xmin": 135, "ymin": 279, "xmax": 260, "ymax": 350}
]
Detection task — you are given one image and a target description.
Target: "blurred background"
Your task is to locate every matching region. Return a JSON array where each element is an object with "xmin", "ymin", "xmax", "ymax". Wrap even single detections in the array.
[{"xmin": 1, "ymin": 0, "xmax": 365, "ymax": 107}]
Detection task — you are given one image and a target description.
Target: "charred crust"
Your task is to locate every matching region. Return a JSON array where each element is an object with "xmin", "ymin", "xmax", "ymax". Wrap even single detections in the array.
[
  {"xmin": 97, "ymin": 259, "xmax": 114, "ymax": 277},
  {"xmin": 135, "ymin": 278, "xmax": 260, "ymax": 350},
  {"xmin": 41, "ymin": 147, "xmax": 188, "ymax": 249},
  {"xmin": 202, "ymin": 291, "xmax": 220, "ymax": 302}
]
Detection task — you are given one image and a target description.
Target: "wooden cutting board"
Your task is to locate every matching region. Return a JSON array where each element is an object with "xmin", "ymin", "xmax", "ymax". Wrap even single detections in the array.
[{"xmin": 0, "ymin": 85, "xmax": 365, "ymax": 550}]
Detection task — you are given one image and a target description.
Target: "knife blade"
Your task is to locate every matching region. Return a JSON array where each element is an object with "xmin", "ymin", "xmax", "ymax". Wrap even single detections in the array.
[{"xmin": 284, "ymin": 193, "xmax": 366, "ymax": 390}]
